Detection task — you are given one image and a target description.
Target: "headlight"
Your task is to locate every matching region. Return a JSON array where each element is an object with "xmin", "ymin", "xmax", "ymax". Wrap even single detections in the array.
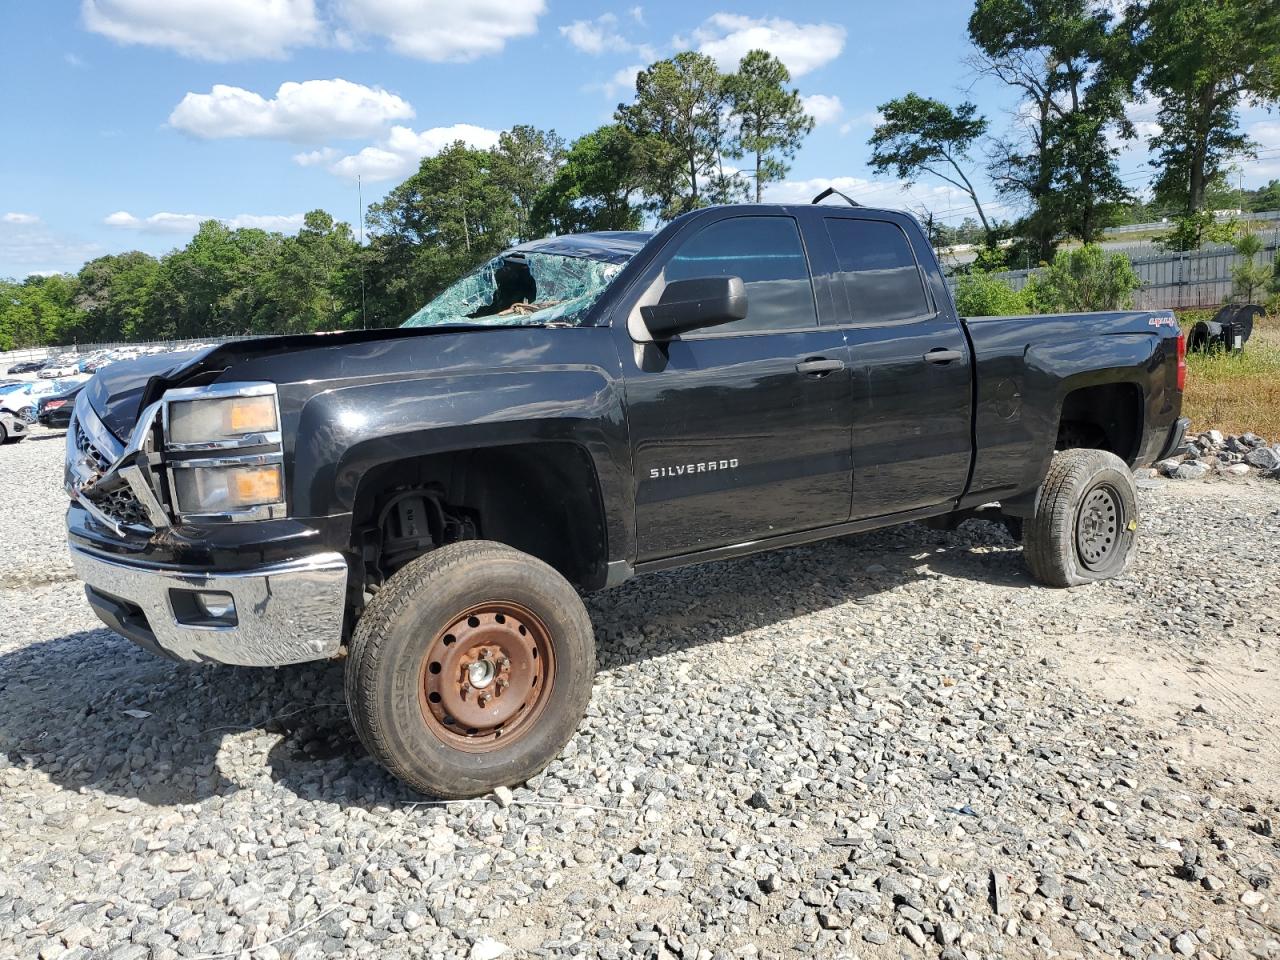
[
  {"xmin": 167, "ymin": 393, "xmax": 278, "ymax": 446},
  {"xmin": 172, "ymin": 462, "xmax": 284, "ymax": 514}
]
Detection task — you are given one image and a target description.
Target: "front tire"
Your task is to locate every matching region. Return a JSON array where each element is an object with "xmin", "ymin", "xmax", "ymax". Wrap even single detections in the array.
[
  {"xmin": 345, "ymin": 540, "xmax": 596, "ymax": 798},
  {"xmin": 1025, "ymin": 448, "xmax": 1139, "ymax": 588}
]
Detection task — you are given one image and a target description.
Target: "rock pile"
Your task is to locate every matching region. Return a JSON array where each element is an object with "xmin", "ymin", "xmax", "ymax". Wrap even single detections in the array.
[{"xmin": 1155, "ymin": 429, "xmax": 1280, "ymax": 480}]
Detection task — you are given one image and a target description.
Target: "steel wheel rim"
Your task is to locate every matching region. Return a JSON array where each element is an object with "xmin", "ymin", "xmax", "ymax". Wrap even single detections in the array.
[
  {"xmin": 1075, "ymin": 483, "xmax": 1123, "ymax": 570},
  {"xmin": 417, "ymin": 601, "xmax": 555, "ymax": 753}
]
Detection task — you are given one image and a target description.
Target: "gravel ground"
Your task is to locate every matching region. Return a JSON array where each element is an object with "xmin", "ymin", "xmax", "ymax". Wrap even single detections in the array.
[{"xmin": 1, "ymin": 428, "xmax": 1278, "ymax": 960}]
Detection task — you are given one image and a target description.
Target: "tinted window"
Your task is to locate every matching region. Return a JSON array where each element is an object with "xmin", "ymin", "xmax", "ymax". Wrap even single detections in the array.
[
  {"xmin": 825, "ymin": 218, "xmax": 931, "ymax": 325},
  {"xmin": 664, "ymin": 216, "xmax": 816, "ymax": 333}
]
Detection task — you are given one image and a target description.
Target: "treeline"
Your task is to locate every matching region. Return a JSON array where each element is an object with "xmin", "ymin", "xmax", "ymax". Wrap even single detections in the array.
[{"xmin": 4, "ymin": 0, "xmax": 1278, "ymax": 350}]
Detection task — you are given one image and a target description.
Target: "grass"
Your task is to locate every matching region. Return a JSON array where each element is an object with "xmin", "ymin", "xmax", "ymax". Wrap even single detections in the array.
[{"xmin": 1179, "ymin": 310, "xmax": 1280, "ymax": 438}]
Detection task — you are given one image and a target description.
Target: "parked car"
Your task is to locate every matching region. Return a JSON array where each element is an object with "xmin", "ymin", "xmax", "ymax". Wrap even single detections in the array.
[
  {"xmin": 7, "ymin": 360, "xmax": 46, "ymax": 375},
  {"xmin": 3, "ymin": 377, "xmax": 86, "ymax": 421},
  {"xmin": 0, "ymin": 409, "xmax": 28, "ymax": 444},
  {"xmin": 38, "ymin": 355, "xmax": 81, "ymax": 379},
  {"xmin": 37, "ymin": 380, "xmax": 86, "ymax": 428},
  {"xmin": 64, "ymin": 201, "xmax": 1186, "ymax": 798}
]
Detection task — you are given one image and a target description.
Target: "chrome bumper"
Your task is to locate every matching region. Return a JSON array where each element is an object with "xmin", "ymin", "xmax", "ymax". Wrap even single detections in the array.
[{"xmin": 69, "ymin": 545, "xmax": 349, "ymax": 666}]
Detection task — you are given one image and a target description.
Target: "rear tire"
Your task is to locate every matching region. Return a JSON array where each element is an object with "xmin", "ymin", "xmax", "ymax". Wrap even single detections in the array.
[
  {"xmin": 345, "ymin": 540, "xmax": 596, "ymax": 798},
  {"xmin": 1025, "ymin": 448, "xmax": 1138, "ymax": 588}
]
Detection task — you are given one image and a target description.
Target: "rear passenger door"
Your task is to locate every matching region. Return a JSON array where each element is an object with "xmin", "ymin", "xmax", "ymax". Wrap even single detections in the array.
[{"xmin": 816, "ymin": 214, "xmax": 973, "ymax": 518}]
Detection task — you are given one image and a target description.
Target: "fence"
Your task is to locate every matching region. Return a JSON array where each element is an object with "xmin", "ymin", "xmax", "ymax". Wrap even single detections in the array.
[
  {"xmin": 1099, "ymin": 208, "xmax": 1280, "ymax": 237},
  {"xmin": 948, "ymin": 235, "xmax": 1280, "ymax": 311}
]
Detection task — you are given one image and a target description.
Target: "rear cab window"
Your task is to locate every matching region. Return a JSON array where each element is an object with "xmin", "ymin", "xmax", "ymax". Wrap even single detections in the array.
[{"xmin": 823, "ymin": 217, "xmax": 933, "ymax": 325}]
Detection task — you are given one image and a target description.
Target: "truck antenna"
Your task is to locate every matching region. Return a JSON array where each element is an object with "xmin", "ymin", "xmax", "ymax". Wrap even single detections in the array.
[
  {"xmin": 358, "ymin": 175, "xmax": 368, "ymax": 330},
  {"xmin": 811, "ymin": 186, "xmax": 862, "ymax": 207}
]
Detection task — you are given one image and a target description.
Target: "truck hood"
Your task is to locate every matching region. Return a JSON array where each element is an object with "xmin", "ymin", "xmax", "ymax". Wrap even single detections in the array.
[{"xmin": 84, "ymin": 325, "xmax": 514, "ymax": 440}]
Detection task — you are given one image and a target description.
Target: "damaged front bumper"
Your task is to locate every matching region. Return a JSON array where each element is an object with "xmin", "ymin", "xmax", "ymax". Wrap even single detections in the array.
[
  {"xmin": 70, "ymin": 543, "xmax": 348, "ymax": 666},
  {"xmin": 64, "ymin": 392, "xmax": 350, "ymax": 666}
]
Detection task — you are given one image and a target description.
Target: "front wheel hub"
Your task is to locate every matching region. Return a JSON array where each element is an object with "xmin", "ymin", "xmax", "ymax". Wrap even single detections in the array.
[{"xmin": 418, "ymin": 602, "xmax": 554, "ymax": 752}]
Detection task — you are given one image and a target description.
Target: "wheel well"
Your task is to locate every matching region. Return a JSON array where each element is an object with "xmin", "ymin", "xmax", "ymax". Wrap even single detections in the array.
[
  {"xmin": 350, "ymin": 442, "xmax": 609, "ymax": 592},
  {"xmin": 1056, "ymin": 382, "xmax": 1144, "ymax": 464}
]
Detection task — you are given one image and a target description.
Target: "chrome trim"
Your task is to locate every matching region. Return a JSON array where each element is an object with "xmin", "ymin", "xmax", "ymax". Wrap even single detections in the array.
[
  {"xmin": 164, "ymin": 431, "xmax": 283, "ymax": 452},
  {"xmin": 70, "ymin": 545, "xmax": 349, "ymax": 666},
  {"xmin": 119, "ymin": 463, "xmax": 171, "ymax": 529},
  {"xmin": 168, "ymin": 451, "xmax": 284, "ymax": 470}
]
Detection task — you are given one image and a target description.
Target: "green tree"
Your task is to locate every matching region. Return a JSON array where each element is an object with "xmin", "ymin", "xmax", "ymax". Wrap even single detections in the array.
[
  {"xmin": 72, "ymin": 251, "xmax": 161, "ymax": 342},
  {"xmin": 1129, "ymin": 0, "xmax": 1280, "ymax": 212},
  {"xmin": 530, "ymin": 125, "xmax": 645, "ymax": 235},
  {"xmin": 1156, "ymin": 209, "xmax": 1238, "ymax": 251},
  {"xmin": 869, "ymin": 93, "xmax": 995, "ymax": 244},
  {"xmin": 1027, "ymin": 244, "xmax": 1142, "ymax": 311},
  {"xmin": 953, "ymin": 269, "xmax": 1036, "ymax": 315},
  {"xmin": 1247, "ymin": 179, "xmax": 1280, "ymax": 212},
  {"xmin": 492, "ymin": 125, "xmax": 566, "ymax": 242},
  {"xmin": 365, "ymin": 142, "xmax": 518, "ymax": 323},
  {"xmin": 1231, "ymin": 228, "xmax": 1273, "ymax": 302},
  {"xmin": 0, "ymin": 275, "xmax": 78, "ymax": 349},
  {"xmin": 260, "ymin": 210, "xmax": 361, "ymax": 333},
  {"xmin": 617, "ymin": 52, "xmax": 734, "ymax": 219},
  {"xmin": 148, "ymin": 221, "xmax": 281, "ymax": 339},
  {"xmin": 724, "ymin": 49, "xmax": 814, "ymax": 202},
  {"xmin": 969, "ymin": 0, "xmax": 1134, "ymax": 259}
]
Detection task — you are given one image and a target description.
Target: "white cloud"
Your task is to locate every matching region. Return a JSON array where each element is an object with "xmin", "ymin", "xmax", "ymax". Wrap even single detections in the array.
[
  {"xmin": 335, "ymin": 0, "xmax": 545, "ymax": 62},
  {"xmin": 104, "ymin": 211, "xmax": 307, "ymax": 234},
  {"xmin": 169, "ymin": 79, "xmax": 414, "ymax": 143},
  {"xmin": 801, "ymin": 94, "xmax": 843, "ymax": 127},
  {"xmin": 838, "ymin": 109, "xmax": 883, "ymax": 136},
  {"xmin": 293, "ymin": 146, "xmax": 340, "ymax": 167},
  {"xmin": 560, "ymin": 12, "xmax": 653, "ymax": 59},
  {"xmin": 82, "ymin": 0, "xmax": 322, "ymax": 61},
  {"xmin": 323, "ymin": 123, "xmax": 503, "ymax": 181},
  {"xmin": 689, "ymin": 14, "xmax": 846, "ymax": 77},
  {"xmin": 562, "ymin": 14, "xmax": 627, "ymax": 55},
  {"xmin": 1247, "ymin": 119, "xmax": 1280, "ymax": 182},
  {"xmin": 596, "ymin": 63, "xmax": 645, "ymax": 100},
  {"xmin": 2, "ymin": 213, "xmax": 40, "ymax": 225}
]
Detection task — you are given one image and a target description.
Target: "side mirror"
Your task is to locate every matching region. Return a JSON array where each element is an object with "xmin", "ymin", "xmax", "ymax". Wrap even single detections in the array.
[{"xmin": 640, "ymin": 276, "xmax": 747, "ymax": 338}]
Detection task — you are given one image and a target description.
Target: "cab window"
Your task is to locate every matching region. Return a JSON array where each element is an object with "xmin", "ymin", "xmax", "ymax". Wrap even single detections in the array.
[
  {"xmin": 664, "ymin": 216, "xmax": 817, "ymax": 333},
  {"xmin": 824, "ymin": 218, "xmax": 932, "ymax": 325}
]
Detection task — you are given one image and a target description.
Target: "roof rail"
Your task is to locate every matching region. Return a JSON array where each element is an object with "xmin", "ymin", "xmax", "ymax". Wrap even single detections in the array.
[{"xmin": 811, "ymin": 186, "xmax": 862, "ymax": 207}]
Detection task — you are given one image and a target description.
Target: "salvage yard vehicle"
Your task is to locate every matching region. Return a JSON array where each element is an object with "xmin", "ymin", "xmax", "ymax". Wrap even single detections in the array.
[
  {"xmin": 63, "ymin": 201, "xmax": 1186, "ymax": 797},
  {"xmin": 1, "ymin": 409, "xmax": 28, "ymax": 444}
]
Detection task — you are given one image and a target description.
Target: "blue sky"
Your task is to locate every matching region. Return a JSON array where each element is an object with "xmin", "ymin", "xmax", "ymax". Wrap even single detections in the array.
[{"xmin": 1, "ymin": 0, "xmax": 1277, "ymax": 279}]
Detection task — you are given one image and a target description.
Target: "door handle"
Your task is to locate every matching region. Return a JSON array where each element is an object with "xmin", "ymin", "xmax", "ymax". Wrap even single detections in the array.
[
  {"xmin": 795, "ymin": 358, "xmax": 846, "ymax": 376},
  {"xmin": 923, "ymin": 348, "xmax": 963, "ymax": 364}
]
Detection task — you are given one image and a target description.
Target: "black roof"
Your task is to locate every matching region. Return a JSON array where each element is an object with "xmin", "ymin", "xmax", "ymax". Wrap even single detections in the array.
[{"xmin": 510, "ymin": 230, "xmax": 655, "ymax": 264}]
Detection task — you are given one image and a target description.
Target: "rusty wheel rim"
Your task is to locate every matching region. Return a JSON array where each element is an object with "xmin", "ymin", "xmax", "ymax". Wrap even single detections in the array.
[{"xmin": 417, "ymin": 601, "xmax": 555, "ymax": 753}]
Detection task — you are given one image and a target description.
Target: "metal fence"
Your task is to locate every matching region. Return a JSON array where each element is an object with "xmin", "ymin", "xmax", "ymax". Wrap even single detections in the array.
[
  {"xmin": 948, "ymin": 235, "xmax": 1280, "ymax": 311},
  {"xmin": 1100, "ymin": 208, "xmax": 1280, "ymax": 236}
]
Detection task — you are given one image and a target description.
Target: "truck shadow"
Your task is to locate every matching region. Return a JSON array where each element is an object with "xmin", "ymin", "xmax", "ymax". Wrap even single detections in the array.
[{"xmin": 0, "ymin": 520, "xmax": 1028, "ymax": 807}]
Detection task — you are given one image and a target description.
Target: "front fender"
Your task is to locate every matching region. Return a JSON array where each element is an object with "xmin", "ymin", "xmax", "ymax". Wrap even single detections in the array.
[{"xmin": 290, "ymin": 367, "xmax": 634, "ymax": 565}]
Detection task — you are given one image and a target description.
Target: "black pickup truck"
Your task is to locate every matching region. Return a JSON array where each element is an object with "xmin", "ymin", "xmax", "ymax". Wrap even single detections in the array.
[{"xmin": 64, "ymin": 202, "xmax": 1187, "ymax": 797}]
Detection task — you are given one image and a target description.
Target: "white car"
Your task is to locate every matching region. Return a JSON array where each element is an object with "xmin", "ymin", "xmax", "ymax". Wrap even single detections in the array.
[{"xmin": 0, "ymin": 377, "xmax": 88, "ymax": 419}]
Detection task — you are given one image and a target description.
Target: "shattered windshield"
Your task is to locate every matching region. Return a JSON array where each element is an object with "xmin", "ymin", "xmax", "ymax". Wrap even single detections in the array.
[{"xmin": 402, "ymin": 251, "xmax": 624, "ymax": 329}]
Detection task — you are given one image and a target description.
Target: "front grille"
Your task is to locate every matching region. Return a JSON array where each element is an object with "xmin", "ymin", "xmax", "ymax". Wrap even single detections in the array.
[
  {"xmin": 68, "ymin": 406, "xmax": 155, "ymax": 533},
  {"xmin": 72, "ymin": 416, "xmax": 111, "ymax": 474}
]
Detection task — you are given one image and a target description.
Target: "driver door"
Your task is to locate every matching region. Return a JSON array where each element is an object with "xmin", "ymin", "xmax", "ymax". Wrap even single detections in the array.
[{"xmin": 618, "ymin": 214, "xmax": 853, "ymax": 561}]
